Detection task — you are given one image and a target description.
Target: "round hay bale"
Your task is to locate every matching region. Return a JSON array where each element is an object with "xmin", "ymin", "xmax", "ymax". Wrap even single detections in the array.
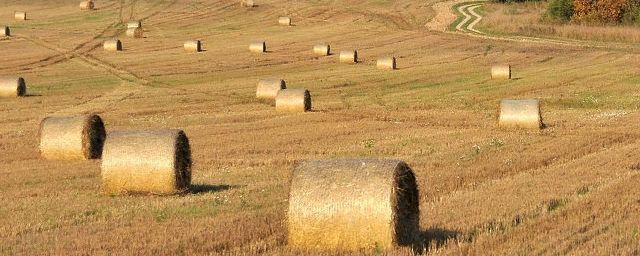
[
  {"xmin": 256, "ymin": 78, "xmax": 286, "ymax": 100},
  {"xmin": 491, "ymin": 64, "xmax": 511, "ymax": 79},
  {"xmin": 249, "ymin": 41, "xmax": 266, "ymax": 53},
  {"xmin": 14, "ymin": 12, "xmax": 26, "ymax": 21},
  {"xmin": 101, "ymin": 129, "xmax": 192, "ymax": 195},
  {"xmin": 184, "ymin": 40, "xmax": 202, "ymax": 52},
  {"xmin": 313, "ymin": 44, "xmax": 330, "ymax": 56},
  {"xmin": 377, "ymin": 56, "xmax": 397, "ymax": 70},
  {"xmin": 39, "ymin": 114, "xmax": 106, "ymax": 160},
  {"xmin": 103, "ymin": 39, "xmax": 122, "ymax": 51},
  {"xmin": 339, "ymin": 50, "xmax": 358, "ymax": 64},
  {"xmin": 275, "ymin": 88, "xmax": 311, "ymax": 112},
  {"xmin": 241, "ymin": 0, "xmax": 255, "ymax": 7},
  {"xmin": 2, "ymin": 26, "xmax": 10, "ymax": 37},
  {"xmin": 0, "ymin": 77, "xmax": 26, "ymax": 97},
  {"xmin": 127, "ymin": 20, "xmax": 142, "ymax": 29},
  {"xmin": 279, "ymin": 16, "xmax": 291, "ymax": 26},
  {"xmin": 498, "ymin": 99, "xmax": 542, "ymax": 129},
  {"xmin": 79, "ymin": 1, "xmax": 95, "ymax": 10},
  {"xmin": 126, "ymin": 27, "xmax": 143, "ymax": 38},
  {"xmin": 288, "ymin": 159, "xmax": 420, "ymax": 251}
]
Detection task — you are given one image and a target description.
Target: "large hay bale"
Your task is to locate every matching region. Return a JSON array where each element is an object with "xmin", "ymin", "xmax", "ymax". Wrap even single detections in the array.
[
  {"xmin": 256, "ymin": 78, "xmax": 286, "ymax": 100},
  {"xmin": 498, "ymin": 99, "xmax": 542, "ymax": 129},
  {"xmin": 101, "ymin": 129, "xmax": 192, "ymax": 195},
  {"xmin": 79, "ymin": 1, "xmax": 95, "ymax": 10},
  {"xmin": 14, "ymin": 12, "xmax": 26, "ymax": 21},
  {"xmin": 377, "ymin": 56, "xmax": 397, "ymax": 70},
  {"xmin": 249, "ymin": 41, "xmax": 266, "ymax": 53},
  {"xmin": 275, "ymin": 89, "xmax": 311, "ymax": 112},
  {"xmin": 39, "ymin": 114, "xmax": 106, "ymax": 160},
  {"xmin": 339, "ymin": 50, "xmax": 358, "ymax": 64},
  {"xmin": 184, "ymin": 40, "xmax": 202, "ymax": 52},
  {"xmin": 0, "ymin": 77, "xmax": 26, "ymax": 97},
  {"xmin": 2, "ymin": 26, "xmax": 10, "ymax": 37},
  {"xmin": 279, "ymin": 16, "xmax": 291, "ymax": 26},
  {"xmin": 491, "ymin": 64, "xmax": 511, "ymax": 79},
  {"xmin": 126, "ymin": 27, "xmax": 143, "ymax": 38},
  {"xmin": 313, "ymin": 44, "xmax": 330, "ymax": 56},
  {"xmin": 127, "ymin": 20, "xmax": 142, "ymax": 28},
  {"xmin": 288, "ymin": 159, "xmax": 420, "ymax": 251},
  {"xmin": 103, "ymin": 39, "xmax": 122, "ymax": 51},
  {"xmin": 241, "ymin": 0, "xmax": 255, "ymax": 7}
]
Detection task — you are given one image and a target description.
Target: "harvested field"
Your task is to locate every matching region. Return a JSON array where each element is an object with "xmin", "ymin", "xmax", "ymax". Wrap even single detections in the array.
[{"xmin": 0, "ymin": 0, "xmax": 639, "ymax": 255}]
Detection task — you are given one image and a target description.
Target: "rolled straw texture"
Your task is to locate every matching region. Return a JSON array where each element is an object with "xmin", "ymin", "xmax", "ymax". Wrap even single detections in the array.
[
  {"xmin": 184, "ymin": 40, "xmax": 202, "ymax": 52},
  {"xmin": 0, "ymin": 77, "xmax": 26, "ymax": 97},
  {"xmin": 313, "ymin": 44, "xmax": 330, "ymax": 56},
  {"xmin": 377, "ymin": 56, "xmax": 396, "ymax": 70},
  {"xmin": 79, "ymin": 1, "xmax": 94, "ymax": 10},
  {"xmin": 339, "ymin": 50, "xmax": 357, "ymax": 64},
  {"xmin": 498, "ymin": 99, "xmax": 542, "ymax": 129},
  {"xmin": 101, "ymin": 129, "xmax": 192, "ymax": 195},
  {"xmin": 275, "ymin": 89, "xmax": 311, "ymax": 112},
  {"xmin": 126, "ymin": 27, "xmax": 143, "ymax": 38},
  {"xmin": 288, "ymin": 159, "xmax": 420, "ymax": 251},
  {"xmin": 2, "ymin": 26, "xmax": 10, "ymax": 37},
  {"xmin": 256, "ymin": 78, "xmax": 286, "ymax": 100},
  {"xmin": 127, "ymin": 20, "xmax": 142, "ymax": 28},
  {"xmin": 103, "ymin": 39, "xmax": 122, "ymax": 51},
  {"xmin": 279, "ymin": 16, "xmax": 291, "ymax": 26},
  {"xmin": 491, "ymin": 64, "xmax": 511, "ymax": 79},
  {"xmin": 39, "ymin": 114, "xmax": 106, "ymax": 160},
  {"xmin": 14, "ymin": 12, "xmax": 26, "ymax": 21},
  {"xmin": 249, "ymin": 41, "xmax": 266, "ymax": 53}
]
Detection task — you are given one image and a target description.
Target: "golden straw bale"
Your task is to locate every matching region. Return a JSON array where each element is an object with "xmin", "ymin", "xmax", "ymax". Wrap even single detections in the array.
[
  {"xmin": 127, "ymin": 20, "xmax": 141, "ymax": 28},
  {"xmin": 241, "ymin": 0, "xmax": 255, "ymax": 7},
  {"xmin": 339, "ymin": 50, "xmax": 358, "ymax": 64},
  {"xmin": 103, "ymin": 39, "xmax": 122, "ymax": 51},
  {"xmin": 14, "ymin": 12, "xmax": 26, "ymax": 21},
  {"xmin": 498, "ymin": 99, "xmax": 543, "ymax": 129},
  {"xmin": 249, "ymin": 41, "xmax": 266, "ymax": 53},
  {"xmin": 313, "ymin": 44, "xmax": 330, "ymax": 56},
  {"xmin": 39, "ymin": 114, "xmax": 106, "ymax": 160},
  {"xmin": 184, "ymin": 40, "xmax": 202, "ymax": 52},
  {"xmin": 101, "ymin": 129, "xmax": 192, "ymax": 195},
  {"xmin": 79, "ymin": 1, "xmax": 94, "ymax": 10},
  {"xmin": 288, "ymin": 159, "xmax": 420, "ymax": 251},
  {"xmin": 377, "ymin": 56, "xmax": 397, "ymax": 70},
  {"xmin": 0, "ymin": 77, "xmax": 26, "ymax": 97},
  {"xmin": 275, "ymin": 89, "xmax": 311, "ymax": 112},
  {"xmin": 2, "ymin": 26, "xmax": 9, "ymax": 37},
  {"xmin": 256, "ymin": 78, "xmax": 286, "ymax": 100},
  {"xmin": 491, "ymin": 64, "xmax": 511, "ymax": 79},
  {"xmin": 126, "ymin": 27, "xmax": 143, "ymax": 38},
  {"xmin": 279, "ymin": 16, "xmax": 291, "ymax": 26}
]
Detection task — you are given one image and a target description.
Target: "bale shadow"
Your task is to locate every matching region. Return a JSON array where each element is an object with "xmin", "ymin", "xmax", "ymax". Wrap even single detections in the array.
[
  {"xmin": 189, "ymin": 184, "xmax": 238, "ymax": 194},
  {"xmin": 25, "ymin": 93, "xmax": 41, "ymax": 97},
  {"xmin": 415, "ymin": 228, "xmax": 460, "ymax": 253}
]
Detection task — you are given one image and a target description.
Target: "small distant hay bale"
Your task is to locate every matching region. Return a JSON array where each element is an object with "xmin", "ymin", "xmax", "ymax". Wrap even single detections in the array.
[
  {"xmin": 79, "ymin": 1, "xmax": 95, "ymax": 10},
  {"xmin": 0, "ymin": 77, "xmax": 26, "ymax": 97},
  {"xmin": 2, "ymin": 26, "xmax": 10, "ymax": 37},
  {"xmin": 491, "ymin": 64, "xmax": 511, "ymax": 79},
  {"xmin": 126, "ymin": 27, "xmax": 143, "ymax": 38},
  {"xmin": 288, "ymin": 159, "xmax": 420, "ymax": 251},
  {"xmin": 101, "ymin": 129, "xmax": 192, "ymax": 195},
  {"xmin": 498, "ymin": 99, "xmax": 542, "ymax": 129},
  {"xmin": 103, "ymin": 39, "xmax": 122, "ymax": 51},
  {"xmin": 249, "ymin": 41, "xmax": 266, "ymax": 53},
  {"xmin": 127, "ymin": 20, "xmax": 142, "ymax": 28},
  {"xmin": 313, "ymin": 44, "xmax": 330, "ymax": 56},
  {"xmin": 279, "ymin": 16, "xmax": 291, "ymax": 26},
  {"xmin": 256, "ymin": 78, "xmax": 286, "ymax": 100},
  {"xmin": 377, "ymin": 56, "xmax": 397, "ymax": 70},
  {"xmin": 184, "ymin": 40, "xmax": 202, "ymax": 52},
  {"xmin": 275, "ymin": 88, "xmax": 311, "ymax": 112},
  {"xmin": 39, "ymin": 114, "xmax": 106, "ymax": 160},
  {"xmin": 241, "ymin": 0, "xmax": 255, "ymax": 7},
  {"xmin": 14, "ymin": 11, "xmax": 26, "ymax": 21},
  {"xmin": 339, "ymin": 50, "xmax": 358, "ymax": 64}
]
